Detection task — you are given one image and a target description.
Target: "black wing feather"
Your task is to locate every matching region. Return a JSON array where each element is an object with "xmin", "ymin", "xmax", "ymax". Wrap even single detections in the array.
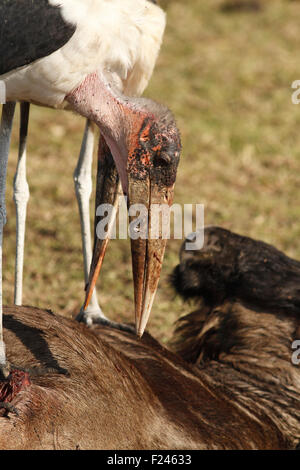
[{"xmin": 0, "ymin": 0, "xmax": 76, "ymax": 75}]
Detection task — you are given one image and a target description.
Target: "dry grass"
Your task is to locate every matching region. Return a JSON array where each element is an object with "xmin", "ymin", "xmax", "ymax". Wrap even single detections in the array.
[{"xmin": 3, "ymin": 0, "xmax": 300, "ymax": 343}]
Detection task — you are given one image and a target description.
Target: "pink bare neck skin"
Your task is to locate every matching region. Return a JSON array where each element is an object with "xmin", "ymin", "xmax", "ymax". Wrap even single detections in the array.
[{"xmin": 66, "ymin": 72, "xmax": 145, "ymax": 195}]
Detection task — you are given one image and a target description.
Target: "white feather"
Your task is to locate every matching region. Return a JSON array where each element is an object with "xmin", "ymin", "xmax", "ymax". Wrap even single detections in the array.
[{"xmin": 2, "ymin": 0, "xmax": 166, "ymax": 106}]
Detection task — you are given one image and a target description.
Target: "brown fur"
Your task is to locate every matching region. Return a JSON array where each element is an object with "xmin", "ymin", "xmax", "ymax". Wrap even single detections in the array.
[
  {"xmin": 170, "ymin": 226, "xmax": 300, "ymax": 449},
  {"xmin": 171, "ymin": 301, "xmax": 300, "ymax": 449},
  {"xmin": 0, "ymin": 305, "xmax": 292, "ymax": 449}
]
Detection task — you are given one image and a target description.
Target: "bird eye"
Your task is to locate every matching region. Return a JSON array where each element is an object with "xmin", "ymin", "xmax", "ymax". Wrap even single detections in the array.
[{"xmin": 154, "ymin": 151, "xmax": 172, "ymax": 167}]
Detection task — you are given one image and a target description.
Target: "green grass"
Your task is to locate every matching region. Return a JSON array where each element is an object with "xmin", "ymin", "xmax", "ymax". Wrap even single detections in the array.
[{"xmin": 3, "ymin": 0, "xmax": 300, "ymax": 343}]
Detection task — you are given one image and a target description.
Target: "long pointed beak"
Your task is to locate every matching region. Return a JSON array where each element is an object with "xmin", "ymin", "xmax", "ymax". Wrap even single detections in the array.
[
  {"xmin": 83, "ymin": 137, "xmax": 175, "ymax": 337},
  {"xmin": 129, "ymin": 177, "xmax": 174, "ymax": 337}
]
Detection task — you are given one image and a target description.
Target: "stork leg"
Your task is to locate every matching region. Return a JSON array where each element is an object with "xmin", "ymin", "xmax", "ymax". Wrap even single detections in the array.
[
  {"xmin": 0, "ymin": 102, "xmax": 16, "ymax": 378},
  {"xmin": 74, "ymin": 119, "xmax": 107, "ymax": 325},
  {"xmin": 78, "ymin": 135, "xmax": 134, "ymax": 334},
  {"xmin": 13, "ymin": 102, "xmax": 30, "ymax": 306}
]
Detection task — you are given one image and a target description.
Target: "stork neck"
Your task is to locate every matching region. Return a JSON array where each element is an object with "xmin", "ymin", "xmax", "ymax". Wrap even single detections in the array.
[
  {"xmin": 67, "ymin": 73, "xmax": 121, "ymax": 133},
  {"xmin": 66, "ymin": 72, "xmax": 147, "ymax": 193}
]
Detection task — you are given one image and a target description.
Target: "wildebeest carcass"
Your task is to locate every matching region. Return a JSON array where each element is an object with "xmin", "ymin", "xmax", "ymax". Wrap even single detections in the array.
[{"xmin": 0, "ymin": 226, "xmax": 299, "ymax": 449}]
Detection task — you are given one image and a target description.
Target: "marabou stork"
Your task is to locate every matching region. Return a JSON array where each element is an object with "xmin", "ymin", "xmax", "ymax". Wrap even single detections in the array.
[
  {"xmin": 0, "ymin": 0, "xmax": 181, "ymax": 379},
  {"xmin": 1, "ymin": 0, "xmax": 165, "ymax": 327}
]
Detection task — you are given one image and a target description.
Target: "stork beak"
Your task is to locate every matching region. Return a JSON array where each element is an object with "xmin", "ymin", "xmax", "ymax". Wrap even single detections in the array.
[
  {"xmin": 83, "ymin": 137, "xmax": 176, "ymax": 337},
  {"xmin": 129, "ymin": 176, "xmax": 174, "ymax": 337}
]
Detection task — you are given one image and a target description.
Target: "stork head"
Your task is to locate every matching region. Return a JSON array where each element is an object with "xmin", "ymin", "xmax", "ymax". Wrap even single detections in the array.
[
  {"xmin": 67, "ymin": 73, "xmax": 181, "ymax": 336},
  {"xmin": 84, "ymin": 97, "xmax": 181, "ymax": 337}
]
